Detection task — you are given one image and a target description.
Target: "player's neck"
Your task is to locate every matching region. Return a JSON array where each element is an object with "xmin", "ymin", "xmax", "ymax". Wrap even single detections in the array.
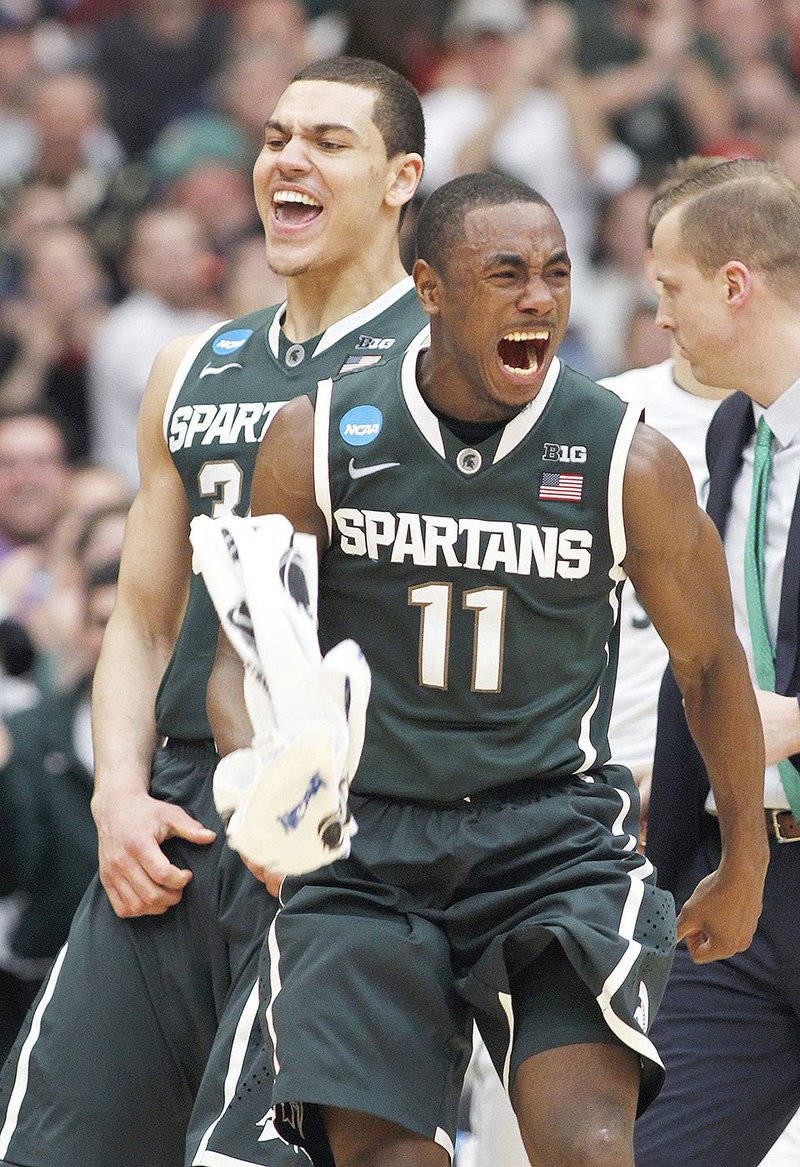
[
  {"xmin": 671, "ymin": 347, "xmax": 730, "ymax": 401},
  {"xmin": 282, "ymin": 250, "xmax": 409, "ymax": 342}
]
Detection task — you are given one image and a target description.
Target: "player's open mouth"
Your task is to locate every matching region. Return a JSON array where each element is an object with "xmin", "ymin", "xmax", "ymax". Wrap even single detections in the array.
[
  {"xmin": 497, "ymin": 330, "xmax": 549, "ymax": 376},
  {"xmin": 272, "ymin": 190, "xmax": 323, "ymax": 226}
]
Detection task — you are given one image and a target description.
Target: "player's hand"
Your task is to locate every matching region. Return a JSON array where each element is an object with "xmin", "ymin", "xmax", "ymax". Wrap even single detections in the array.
[
  {"xmin": 755, "ymin": 689, "xmax": 800, "ymax": 767},
  {"xmin": 93, "ymin": 788, "xmax": 216, "ymax": 917},
  {"xmin": 675, "ymin": 851, "xmax": 767, "ymax": 963},
  {"xmin": 241, "ymin": 854, "xmax": 283, "ymax": 898}
]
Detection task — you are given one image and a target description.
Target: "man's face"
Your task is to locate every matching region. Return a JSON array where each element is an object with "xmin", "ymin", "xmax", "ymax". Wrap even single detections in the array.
[
  {"xmin": 252, "ymin": 79, "xmax": 397, "ymax": 278},
  {"xmin": 0, "ymin": 418, "xmax": 68, "ymax": 544},
  {"xmin": 417, "ymin": 201, "xmax": 571, "ymax": 420},
  {"xmin": 651, "ymin": 207, "xmax": 733, "ymax": 387},
  {"xmin": 128, "ymin": 209, "xmax": 217, "ymax": 309}
]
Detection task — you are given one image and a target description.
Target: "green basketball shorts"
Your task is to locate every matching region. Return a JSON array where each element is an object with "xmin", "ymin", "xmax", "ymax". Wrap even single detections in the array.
[{"xmin": 264, "ymin": 768, "xmax": 676, "ymax": 1166}]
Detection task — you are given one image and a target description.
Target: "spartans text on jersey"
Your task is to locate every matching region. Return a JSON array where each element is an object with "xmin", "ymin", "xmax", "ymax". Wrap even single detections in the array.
[{"xmin": 334, "ymin": 509, "xmax": 593, "ymax": 579}]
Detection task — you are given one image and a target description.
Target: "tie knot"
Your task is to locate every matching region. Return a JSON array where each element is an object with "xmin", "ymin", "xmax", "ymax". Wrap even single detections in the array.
[{"xmin": 756, "ymin": 415, "xmax": 773, "ymax": 448}]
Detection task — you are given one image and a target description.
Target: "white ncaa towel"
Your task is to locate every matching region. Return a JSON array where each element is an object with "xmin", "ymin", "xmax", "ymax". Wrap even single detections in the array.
[{"xmin": 189, "ymin": 513, "xmax": 371, "ymax": 875}]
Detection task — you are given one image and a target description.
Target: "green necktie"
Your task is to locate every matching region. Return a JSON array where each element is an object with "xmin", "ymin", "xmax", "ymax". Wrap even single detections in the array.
[{"xmin": 743, "ymin": 415, "xmax": 800, "ymax": 816}]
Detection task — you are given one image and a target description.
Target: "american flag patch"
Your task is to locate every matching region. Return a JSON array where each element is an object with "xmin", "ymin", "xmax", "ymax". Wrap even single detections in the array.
[
  {"xmin": 338, "ymin": 354, "xmax": 383, "ymax": 375},
  {"xmin": 539, "ymin": 472, "xmax": 583, "ymax": 501}
]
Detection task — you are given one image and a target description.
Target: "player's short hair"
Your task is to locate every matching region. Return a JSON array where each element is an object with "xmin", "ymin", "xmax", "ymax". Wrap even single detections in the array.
[
  {"xmin": 647, "ymin": 158, "xmax": 800, "ymax": 296},
  {"xmin": 415, "ymin": 171, "xmax": 552, "ymax": 273},
  {"xmin": 291, "ymin": 56, "xmax": 425, "ymax": 161}
]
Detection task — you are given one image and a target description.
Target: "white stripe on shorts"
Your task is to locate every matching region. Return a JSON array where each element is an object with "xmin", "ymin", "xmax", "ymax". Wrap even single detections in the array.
[
  {"xmin": 596, "ymin": 790, "xmax": 664, "ymax": 1069},
  {"xmin": 0, "ymin": 943, "xmax": 69, "ymax": 1157},
  {"xmin": 192, "ymin": 979, "xmax": 272, "ymax": 1167}
]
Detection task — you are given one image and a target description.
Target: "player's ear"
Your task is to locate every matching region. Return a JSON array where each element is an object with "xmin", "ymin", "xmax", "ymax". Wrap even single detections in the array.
[
  {"xmin": 385, "ymin": 153, "xmax": 423, "ymax": 211},
  {"xmin": 413, "ymin": 258, "xmax": 440, "ymax": 316}
]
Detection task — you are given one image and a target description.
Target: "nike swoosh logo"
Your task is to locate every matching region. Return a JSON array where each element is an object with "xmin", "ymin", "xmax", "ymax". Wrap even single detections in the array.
[
  {"xmin": 347, "ymin": 458, "xmax": 400, "ymax": 479},
  {"xmin": 199, "ymin": 362, "xmax": 244, "ymax": 378}
]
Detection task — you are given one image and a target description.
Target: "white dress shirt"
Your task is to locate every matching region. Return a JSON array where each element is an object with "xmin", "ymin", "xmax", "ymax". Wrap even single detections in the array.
[{"xmin": 711, "ymin": 377, "xmax": 800, "ymax": 810}]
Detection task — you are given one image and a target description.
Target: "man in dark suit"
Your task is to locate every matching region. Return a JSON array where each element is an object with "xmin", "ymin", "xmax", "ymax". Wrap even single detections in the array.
[{"xmin": 635, "ymin": 157, "xmax": 800, "ymax": 1166}]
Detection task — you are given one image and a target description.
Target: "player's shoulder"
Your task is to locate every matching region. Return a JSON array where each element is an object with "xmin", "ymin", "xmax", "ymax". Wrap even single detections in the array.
[{"xmin": 625, "ymin": 417, "xmax": 694, "ymax": 496}]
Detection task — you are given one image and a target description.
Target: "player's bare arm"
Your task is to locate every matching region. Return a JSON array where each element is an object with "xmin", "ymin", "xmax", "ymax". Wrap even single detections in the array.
[
  {"xmin": 622, "ymin": 422, "xmax": 769, "ymax": 963},
  {"xmin": 91, "ymin": 335, "xmax": 216, "ymax": 919}
]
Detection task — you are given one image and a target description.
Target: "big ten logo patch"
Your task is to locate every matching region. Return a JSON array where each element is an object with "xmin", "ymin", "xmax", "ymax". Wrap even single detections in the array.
[{"xmin": 542, "ymin": 443, "xmax": 587, "ymax": 464}]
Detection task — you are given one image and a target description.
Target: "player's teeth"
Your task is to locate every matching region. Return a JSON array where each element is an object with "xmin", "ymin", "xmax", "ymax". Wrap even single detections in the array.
[
  {"xmin": 503, "ymin": 331, "xmax": 548, "ymax": 342},
  {"xmin": 273, "ymin": 191, "xmax": 321, "ymax": 206}
]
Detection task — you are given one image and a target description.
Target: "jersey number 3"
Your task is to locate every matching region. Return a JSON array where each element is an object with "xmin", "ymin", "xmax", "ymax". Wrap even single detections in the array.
[{"xmin": 198, "ymin": 460, "xmax": 244, "ymax": 517}]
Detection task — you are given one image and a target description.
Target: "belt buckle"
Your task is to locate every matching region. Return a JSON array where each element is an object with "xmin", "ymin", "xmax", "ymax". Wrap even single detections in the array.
[{"xmin": 771, "ymin": 808, "xmax": 800, "ymax": 843}]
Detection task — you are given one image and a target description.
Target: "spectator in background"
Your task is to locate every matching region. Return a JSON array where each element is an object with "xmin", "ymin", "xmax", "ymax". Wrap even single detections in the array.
[
  {"xmin": 220, "ymin": 230, "xmax": 286, "ymax": 317},
  {"xmin": 19, "ymin": 70, "xmax": 125, "ymax": 213},
  {"xmin": 0, "ymin": 15, "xmax": 37, "ymax": 188},
  {"xmin": 0, "ymin": 182, "xmax": 78, "ymax": 305},
  {"xmin": 37, "ymin": 492, "xmax": 130, "ymax": 690},
  {"xmin": 88, "ymin": 205, "xmax": 222, "ymax": 490},
  {"xmin": 616, "ymin": 296, "xmax": 671, "ymax": 371},
  {"xmin": 0, "ymin": 224, "xmax": 112, "ymax": 458},
  {"xmin": 420, "ymin": 0, "xmax": 640, "ymax": 377},
  {"xmin": 771, "ymin": 127, "xmax": 800, "ymax": 183},
  {"xmin": 212, "ymin": 43, "xmax": 302, "ymax": 162},
  {"xmin": 228, "ymin": 0, "xmax": 311, "ymax": 65},
  {"xmin": 578, "ymin": 0, "xmax": 734, "ymax": 179},
  {"xmin": 0, "ymin": 406, "xmax": 71, "ymax": 631},
  {"xmin": 338, "ymin": 0, "xmax": 441, "ymax": 90},
  {"xmin": 90, "ymin": 0, "xmax": 232, "ymax": 159},
  {"xmin": 146, "ymin": 113, "xmax": 261, "ymax": 254},
  {"xmin": 0, "ymin": 557, "xmax": 119, "ymax": 1063},
  {"xmin": 699, "ymin": 0, "xmax": 798, "ymax": 81},
  {"xmin": 696, "ymin": 0, "xmax": 800, "ymax": 156},
  {"xmin": 586, "ymin": 179, "xmax": 659, "ymax": 375},
  {"xmin": 1, "ymin": 182, "xmax": 77, "ymax": 250}
]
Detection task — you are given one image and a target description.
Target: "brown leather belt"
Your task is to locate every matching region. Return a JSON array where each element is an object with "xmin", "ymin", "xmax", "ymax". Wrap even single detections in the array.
[{"xmin": 766, "ymin": 808, "xmax": 800, "ymax": 842}]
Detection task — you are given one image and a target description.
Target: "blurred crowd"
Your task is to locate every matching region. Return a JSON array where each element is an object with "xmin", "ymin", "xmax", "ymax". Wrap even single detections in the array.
[{"xmin": 2, "ymin": 0, "xmax": 800, "ymax": 1057}]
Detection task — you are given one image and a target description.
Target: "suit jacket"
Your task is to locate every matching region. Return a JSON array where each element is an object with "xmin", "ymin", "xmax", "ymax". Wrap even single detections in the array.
[
  {"xmin": 646, "ymin": 391, "xmax": 800, "ymax": 897},
  {"xmin": 0, "ymin": 677, "xmax": 97, "ymax": 961}
]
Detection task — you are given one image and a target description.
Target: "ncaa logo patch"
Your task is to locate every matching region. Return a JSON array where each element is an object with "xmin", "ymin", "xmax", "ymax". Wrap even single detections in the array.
[
  {"xmin": 212, "ymin": 328, "xmax": 253, "ymax": 355},
  {"xmin": 340, "ymin": 405, "xmax": 383, "ymax": 446}
]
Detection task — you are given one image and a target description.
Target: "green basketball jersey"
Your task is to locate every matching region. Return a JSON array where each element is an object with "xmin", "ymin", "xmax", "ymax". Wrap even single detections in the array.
[
  {"xmin": 314, "ymin": 330, "xmax": 642, "ymax": 801},
  {"xmin": 155, "ymin": 277, "xmax": 426, "ymax": 740}
]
